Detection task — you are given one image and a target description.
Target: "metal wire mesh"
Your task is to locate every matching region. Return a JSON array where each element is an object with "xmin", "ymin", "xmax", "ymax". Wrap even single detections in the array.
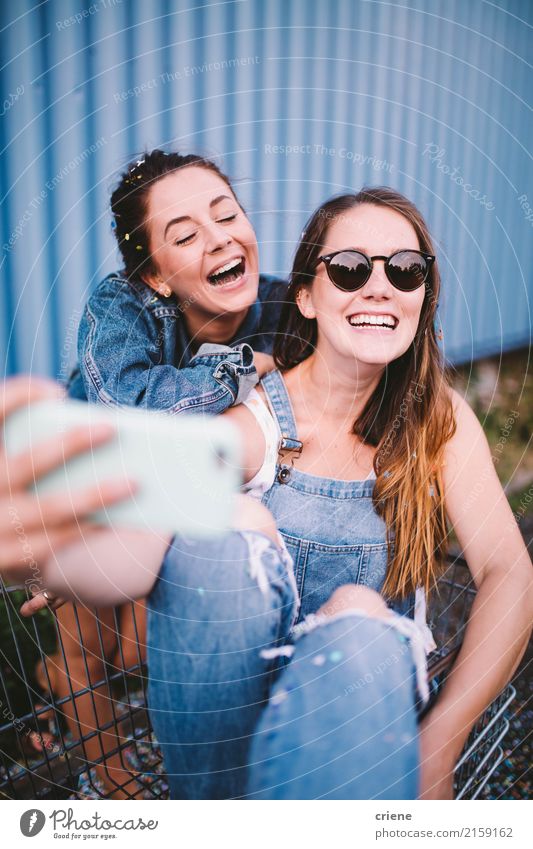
[
  {"xmin": 426, "ymin": 555, "xmax": 516, "ymax": 799},
  {"xmin": 0, "ymin": 583, "xmax": 166, "ymax": 800},
  {"xmin": 0, "ymin": 556, "xmax": 515, "ymax": 800}
]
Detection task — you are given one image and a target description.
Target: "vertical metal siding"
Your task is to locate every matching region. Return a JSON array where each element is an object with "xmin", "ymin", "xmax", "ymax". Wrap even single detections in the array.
[{"xmin": 1, "ymin": 0, "xmax": 531, "ymax": 377}]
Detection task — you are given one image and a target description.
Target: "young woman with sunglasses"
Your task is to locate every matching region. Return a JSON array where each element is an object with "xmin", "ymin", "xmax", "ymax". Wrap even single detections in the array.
[{"xmin": 30, "ymin": 187, "xmax": 533, "ymax": 800}]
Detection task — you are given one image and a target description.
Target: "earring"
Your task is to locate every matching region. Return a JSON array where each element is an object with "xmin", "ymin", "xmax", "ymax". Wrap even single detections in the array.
[
  {"xmin": 155, "ymin": 277, "xmax": 172, "ymax": 298},
  {"xmin": 296, "ymin": 289, "xmax": 310, "ymax": 318}
]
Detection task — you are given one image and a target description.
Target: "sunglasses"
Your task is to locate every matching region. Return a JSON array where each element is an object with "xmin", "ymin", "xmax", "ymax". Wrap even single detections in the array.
[{"xmin": 316, "ymin": 249, "xmax": 435, "ymax": 292}]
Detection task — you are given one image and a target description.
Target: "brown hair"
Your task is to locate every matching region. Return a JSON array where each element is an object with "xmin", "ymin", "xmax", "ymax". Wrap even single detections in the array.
[
  {"xmin": 274, "ymin": 188, "xmax": 456, "ymax": 600},
  {"xmin": 110, "ymin": 149, "xmax": 237, "ymax": 280}
]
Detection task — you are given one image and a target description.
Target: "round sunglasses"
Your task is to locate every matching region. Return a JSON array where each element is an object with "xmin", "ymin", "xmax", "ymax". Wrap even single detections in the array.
[{"xmin": 317, "ymin": 249, "xmax": 435, "ymax": 292}]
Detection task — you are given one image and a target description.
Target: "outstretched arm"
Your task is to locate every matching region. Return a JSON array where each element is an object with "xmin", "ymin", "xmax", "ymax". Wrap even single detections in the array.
[
  {"xmin": 418, "ymin": 392, "xmax": 533, "ymax": 799},
  {"xmin": 42, "ymin": 525, "xmax": 170, "ymax": 606},
  {"xmin": 41, "ymin": 493, "xmax": 279, "ymax": 608},
  {"xmin": 1, "ymin": 376, "xmax": 269, "ymax": 610},
  {"xmin": 41, "ymin": 400, "xmax": 273, "ymax": 605}
]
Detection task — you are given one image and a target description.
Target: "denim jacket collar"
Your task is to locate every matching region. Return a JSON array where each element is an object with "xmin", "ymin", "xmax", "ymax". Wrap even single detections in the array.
[{"xmin": 141, "ymin": 278, "xmax": 266, "ymax": 366}]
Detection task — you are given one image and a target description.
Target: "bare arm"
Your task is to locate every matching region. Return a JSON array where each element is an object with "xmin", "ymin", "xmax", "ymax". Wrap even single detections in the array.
[
  {"xmin": 41, "ymin": 491, "xmax": 279, "ymax": 607},
  {"xmin": 221, "ymin": 396, "xmax": 269, "ymax": 483},
  {"xmin": 419, "ymin": 391, "xmax": 533, "ymax": 798},
  {"xmin": 43, "ymin": 526, "xmax": 170, "ymax": 606}
]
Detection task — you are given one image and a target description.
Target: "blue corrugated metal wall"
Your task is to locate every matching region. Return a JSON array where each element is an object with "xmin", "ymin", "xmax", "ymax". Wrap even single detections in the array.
[{"xmin": 1, "ymin": 0, "xmax": 531, "ymax": 377}]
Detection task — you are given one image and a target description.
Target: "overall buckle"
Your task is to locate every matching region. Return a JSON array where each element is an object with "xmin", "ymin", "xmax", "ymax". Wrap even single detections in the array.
[{"xmin": 277, "ymin": 434, "xmax": 303, "ymax": 483}]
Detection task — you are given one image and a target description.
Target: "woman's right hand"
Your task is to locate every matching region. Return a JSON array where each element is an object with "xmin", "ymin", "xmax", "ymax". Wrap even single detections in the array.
[
  {"xmin": 0, "ymin": 375, "xmax": 133, "ymax": 577},
  {"xmin": 253, "ymin": 352, "xmax": 275, "ymax": 377}
]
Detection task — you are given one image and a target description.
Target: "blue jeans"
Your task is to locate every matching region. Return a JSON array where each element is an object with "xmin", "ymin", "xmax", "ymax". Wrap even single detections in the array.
[{"xmin": 146, "ymin": 531, "xmax": 419, "ymax": 799}]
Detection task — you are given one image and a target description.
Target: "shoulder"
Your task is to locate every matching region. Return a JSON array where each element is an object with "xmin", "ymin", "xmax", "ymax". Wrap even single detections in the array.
[
  {"xmin": 439, "ymin": 390, "xmax": 527, "ymax": 589},
  {"xmin": 442, "ymin": 387, "xmax": 494, "ymax": 484},
  {"xmin": 86, "ymin": 272, "xmax": 178, "ymax": 318},
  {"xmin": 446, "ymin": 388, "xmax": 486, "ymax": 447},
  {"xmin": 86, "ymin": 272, "xmax": 147, "ymax": 308},
  {"xmin": 258, "ymin": 274, "xmax": 289, "ymax": 305},
  {"xmin": 257, "ymin": 275, "xmax": 289, "ymax": 333},
  {"xmin": 80, "ymin": 273, "xmax": 162, "ymax": 347}
]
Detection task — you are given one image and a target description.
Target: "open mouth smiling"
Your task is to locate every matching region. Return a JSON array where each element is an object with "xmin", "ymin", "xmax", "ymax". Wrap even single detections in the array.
[
  {"xmin": 207, "ymin": 255, "xmax": 246, "ymax": 286},
  {"xmin": 346, "ymin": 313, "xmax": 399, "ymax": 330}
]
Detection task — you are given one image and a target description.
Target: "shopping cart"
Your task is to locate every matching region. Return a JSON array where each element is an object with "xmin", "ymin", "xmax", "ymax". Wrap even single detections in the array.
[
  {"xmin": 426, "ymin": 555, "xmax": 516, "ymax": 800},
  {"xmin": 0, "ymin": 556, "xmax": 516, "ymax": 800},
  {"xmin": 0, "ymin": 587, "xmax": 165, "ymax": 800}
]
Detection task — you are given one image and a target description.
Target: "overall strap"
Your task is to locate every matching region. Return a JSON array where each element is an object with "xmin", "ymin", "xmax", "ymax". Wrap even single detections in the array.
[{"xmin": 260, "ymin": 371, "xmax": 303, "ymax": 476}]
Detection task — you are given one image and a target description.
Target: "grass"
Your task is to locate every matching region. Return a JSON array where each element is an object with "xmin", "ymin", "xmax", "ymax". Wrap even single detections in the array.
[
  {"xmin": 0, "ymin": 590, "xmax": 57, "ymax": 712},
  {"xmin": 452, "ymin": 347, "xmax": 533, "ymax": 515},
  {"xmin": 0, "ymin": 588, "xmax": 58, "ymax": 761}
]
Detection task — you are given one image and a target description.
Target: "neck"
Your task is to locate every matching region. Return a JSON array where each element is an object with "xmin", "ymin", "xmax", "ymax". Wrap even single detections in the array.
[
  {"xmin": 184, "ymin": 307, "xmax": 248, "ymax": 349},
  {"xmin": 295, "ymin": 352, "xmax": 384, "ymax": 420}
]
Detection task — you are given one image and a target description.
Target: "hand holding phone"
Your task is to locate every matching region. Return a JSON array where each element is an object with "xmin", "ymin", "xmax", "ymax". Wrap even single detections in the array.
[
  {"xmin": 4, "ymin": 397, "xmax": 240, "ymax": 537},
  {"xmin": 0, "ymin": 377, "xmax": 132, "ymax": 576}
]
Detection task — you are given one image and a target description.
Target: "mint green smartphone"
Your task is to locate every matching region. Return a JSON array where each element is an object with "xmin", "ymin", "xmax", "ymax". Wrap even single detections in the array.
[{"xmin": 4, "ymin": 399, "xmax": 241, "ymax": 537}]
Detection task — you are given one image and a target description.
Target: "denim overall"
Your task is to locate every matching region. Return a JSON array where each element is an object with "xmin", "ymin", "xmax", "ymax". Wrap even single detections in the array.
[
  {"xmin": 146, "ymin": 370, "xmax": 421, "ymax": 799},
  {"xmin": 260, "ymin": 370, "xmax": 415, "ymax": 623}
]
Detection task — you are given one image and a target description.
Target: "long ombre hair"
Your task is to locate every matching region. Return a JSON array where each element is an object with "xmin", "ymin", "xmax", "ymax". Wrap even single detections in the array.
[{"xmin": 274, "ymin": 188, "xmax": 456, "ymax": 600}]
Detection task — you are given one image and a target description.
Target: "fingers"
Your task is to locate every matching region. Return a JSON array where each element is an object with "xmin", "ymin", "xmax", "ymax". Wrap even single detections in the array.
[
  {"xmin": 0, "ymin": 477, "xmax": 133, "ymax": 531},
  {"xmin": 0, "ymin": 376, "xmax": 64, "ymax": 425},
  {"xmin": 19, "ymin": 591, "xmax": 57, "ymax": 617},
  {"xmin": 0, "ymin": 481, "xmax": 135, "ymax": 572},
  {"xmin": 4, "ymin": 478, "xmax": 134, "ymax": 530},
  {"xmin": 2, "ymin": 422, "xmax": 116, "ymax": 492},
  {"xmin": 33, "ymin": 478, "xmax": 136, "ymax": 526},
  {"xmin": 19, "ymin": 594, "xmax": 48, "ymax": 617},
  {"xmin": 20, "ymin": 581, "xmax": 69, "ymax": 617},
  {"xmin": 0, "ymin": 523, "xmax": 85, "ymax": 572}
]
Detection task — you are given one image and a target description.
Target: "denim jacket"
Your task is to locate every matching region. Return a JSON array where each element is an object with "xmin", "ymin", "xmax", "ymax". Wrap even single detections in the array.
[{"xmin": 67, "ymin": 272, "xmax": 287, "ymax": 414}]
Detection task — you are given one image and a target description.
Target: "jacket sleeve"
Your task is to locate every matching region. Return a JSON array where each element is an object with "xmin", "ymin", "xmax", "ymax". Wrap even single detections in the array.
[{"xmin": 77, "ymin": 283, "xmax": 258, "ymax": 414}]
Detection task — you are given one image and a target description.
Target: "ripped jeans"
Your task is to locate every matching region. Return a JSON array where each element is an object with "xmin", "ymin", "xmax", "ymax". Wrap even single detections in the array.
[{"xmin": 146, "ymin": 531, "xmax": 420, "ymax": 799}]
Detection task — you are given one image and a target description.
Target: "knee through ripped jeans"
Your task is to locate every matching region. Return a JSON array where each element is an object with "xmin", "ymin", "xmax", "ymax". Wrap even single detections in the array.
[{"xmin": 146, "ymin": 530, "xmax": 422, "ymax": 800}]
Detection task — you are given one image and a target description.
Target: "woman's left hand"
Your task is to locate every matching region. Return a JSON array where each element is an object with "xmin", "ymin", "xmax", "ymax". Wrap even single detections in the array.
[
  {"xmin": 417, "ymin": 716, "xmax": 458, "ymax": 799},
  {"xmin": 19, "ymin": 589, "xmax": 67, "ymax": 617}
]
